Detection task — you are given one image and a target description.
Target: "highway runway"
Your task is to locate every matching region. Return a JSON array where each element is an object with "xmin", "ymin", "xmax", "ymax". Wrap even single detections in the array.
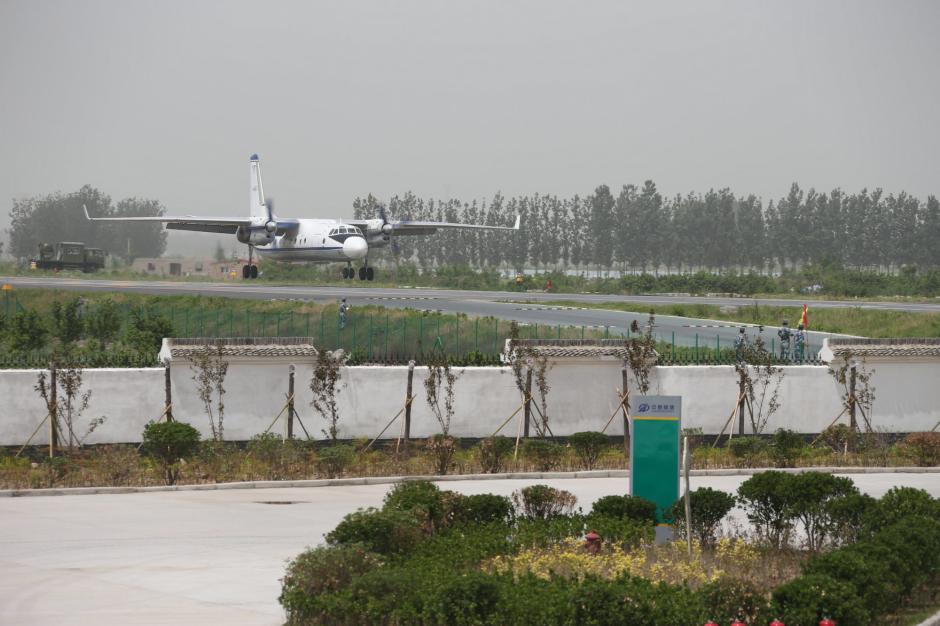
[{"xmin": 3, "ymin": 275, "xmax": 920, "ymax": 348}]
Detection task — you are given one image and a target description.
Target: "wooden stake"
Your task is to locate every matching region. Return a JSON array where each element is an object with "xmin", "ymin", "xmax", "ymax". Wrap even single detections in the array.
[
  {"xmin": 49, "ymin": 363, "xmax": 57, "ymax": 458},
  {"xmin": 404, "ymin": 361, "xmax": 415, "ymax": 450},
  {"xmin": 683, "ymin": 435, "xmax": 692, "ymax": 559},
  {"xmin": 287, "ymin": 365, "xmax": 295, "ymax": 439},
  {"xmin": 523, "ymin": 368, "xmax": 532, "ymax": 438},
  {"xmin": 164, "ymin": 363, "xmax": 174, "ymax": 423},
  {"xmin": 621, "ymin": 365, "xmax": 630, "ymax": 457}
]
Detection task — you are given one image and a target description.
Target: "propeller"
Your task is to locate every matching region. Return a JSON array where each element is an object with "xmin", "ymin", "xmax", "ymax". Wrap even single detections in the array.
[
  {"xmin": 378, "ymin": 203, "xmax": 400, "ymax": 257},
  {"xmin": 264, "ymin": 199, "xmax": 277, "ymax": 233},
  {"xmin": 378, "ymin": 204, "xmax": 393, "ymax": 235}
]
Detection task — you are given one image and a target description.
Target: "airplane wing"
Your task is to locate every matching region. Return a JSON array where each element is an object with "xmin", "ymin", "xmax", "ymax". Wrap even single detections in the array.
[
  {"xmin": 350, "ymin": 214, "xmax": 520, "ymax": 237},
  {"xmin": 82, "ymin": 205, "xmax": 300, "ymax": 235}
]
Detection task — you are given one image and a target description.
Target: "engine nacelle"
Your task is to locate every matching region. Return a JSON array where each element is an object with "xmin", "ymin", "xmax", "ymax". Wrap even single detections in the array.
[{"xmin": 236, "ymin": 226, "xmax": 274, "ymax": 246}]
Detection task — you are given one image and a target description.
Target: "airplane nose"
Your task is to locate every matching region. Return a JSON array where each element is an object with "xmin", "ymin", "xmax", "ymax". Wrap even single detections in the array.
[{"xmin": 343, "ymin": 236, "xmax": 368, "ymax": 259}]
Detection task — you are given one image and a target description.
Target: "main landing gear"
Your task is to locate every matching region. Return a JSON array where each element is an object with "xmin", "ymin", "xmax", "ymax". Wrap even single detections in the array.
[
  {"xmin": 242, "ymin": 245, "xmax": 259, "ymax": 279},
  {"xmin": 342, "ymin": 263, "xmax": 375, "ymax": 281}
]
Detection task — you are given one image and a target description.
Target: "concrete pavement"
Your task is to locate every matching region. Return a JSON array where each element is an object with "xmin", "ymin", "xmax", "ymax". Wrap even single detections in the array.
[
  {"xmin": 0, "ymin": 275, "xmax": 875, "ymax": 347},
  {"xmin": 1, "ymin": 472, "xmax": 938, "ymax": 626}
]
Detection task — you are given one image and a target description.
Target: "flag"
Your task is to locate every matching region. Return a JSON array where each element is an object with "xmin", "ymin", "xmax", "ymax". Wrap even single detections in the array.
[{"xmin": 800, "ymin": 304, "xmax": 809, "ymax": 329}]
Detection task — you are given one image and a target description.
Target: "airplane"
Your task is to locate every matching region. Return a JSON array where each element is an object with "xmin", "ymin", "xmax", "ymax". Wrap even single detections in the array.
[{"xmin": 84, "ymin": 154, "xmax": 520, "ymax": 281}]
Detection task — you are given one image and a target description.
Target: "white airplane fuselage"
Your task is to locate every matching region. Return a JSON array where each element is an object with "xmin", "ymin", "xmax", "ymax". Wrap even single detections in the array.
[{"xmin": 253, "ymin": 218, "xmax": 379, "ymax": 263}]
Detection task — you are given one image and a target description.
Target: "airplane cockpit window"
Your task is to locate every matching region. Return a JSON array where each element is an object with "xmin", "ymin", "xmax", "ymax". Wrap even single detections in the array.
[{"xmin": 329, "ymin": 225, "xmax": 362, "ymax": 238}]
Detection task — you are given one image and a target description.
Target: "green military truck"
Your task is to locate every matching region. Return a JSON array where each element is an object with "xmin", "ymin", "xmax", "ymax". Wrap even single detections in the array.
[{"xmin": 32, "ymin": 242, "xmax": 107, "ymax": 272}]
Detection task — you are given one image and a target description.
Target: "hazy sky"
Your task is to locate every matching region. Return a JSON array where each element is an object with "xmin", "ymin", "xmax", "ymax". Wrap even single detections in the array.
[{"xmin": 1, "ymin": 1, "xmax": 938, "ymax": 253}]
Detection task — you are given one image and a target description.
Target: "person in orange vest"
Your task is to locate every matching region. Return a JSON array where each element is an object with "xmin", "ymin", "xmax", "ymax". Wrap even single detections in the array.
[{"xmin": 545, "ymin": 278, "xmax": 553, "ymax": 293}]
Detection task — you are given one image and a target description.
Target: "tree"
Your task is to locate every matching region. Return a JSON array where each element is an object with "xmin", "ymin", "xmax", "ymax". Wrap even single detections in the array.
[
  {"xmin": 589, "ymin": 185, "xmax": 615, "ymax": 271},
  {"xmin": 142, "ymin": 421, "xmax": 201, "ymax": 485},
  {"xmin": 110, "ymin": 198, "xmax": 167, "ymax": 261},
  {"xmin": 122, "ymin": 306, "xmax": 174, "ymax": 354},
  {"xmin": 85, "ymin": 298, "xmax": 122, "ymax": 344},
  {"xmin": 51, "ymin": 298, "xmax": 84, "ymax": 346},
  {"xmin": 189, "ymin": 342, "xmax": 229, "ymax": 441},
  {"xmin": 311, "ymin": 348, "xmax": 345, "ymax": 441},
  {"xmin": 5, "ymin": 310, "xmax": 48, "ymax": 352}
]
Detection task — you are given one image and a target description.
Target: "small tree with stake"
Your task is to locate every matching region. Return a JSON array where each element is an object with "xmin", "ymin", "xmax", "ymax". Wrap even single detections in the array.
[
  {"xmin": 733, "ymin": 335, "xmax": 785, "ymax": 435},
  {"xmin": 424, "ymin": 349, "xmax": 462, "ymax": 474},
  {"xmin": 189, "ymin": 341, "xmax": 228, "ymax": 441},
  {"xmin": 507, "ymin": 321, "xmax": 553, "ymax": 437},
  {"xmin": 311, "ymin": 347, "xmax": 345, "ymax": 442}
]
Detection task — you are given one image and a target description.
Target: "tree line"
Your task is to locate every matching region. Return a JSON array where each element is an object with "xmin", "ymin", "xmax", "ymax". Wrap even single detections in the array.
[
  {"xmin": 354, "ymin": 182, "xmax": 940, "ymax": 272},
  {"xmin": 7, "ymin": 185, "xmax": 167, "ymax": 261}
]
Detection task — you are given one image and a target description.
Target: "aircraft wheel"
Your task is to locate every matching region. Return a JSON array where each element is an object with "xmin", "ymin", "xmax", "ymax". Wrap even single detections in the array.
[
  {"xmin": 250, "ymin": 265, "xmax": 259, "ymax": 279},
  {"xmin": 366, "ymin": 267, "xmax": 375, "ymax": 281},
  {"xmin": 358, "ymin": 267, "xmax": 367, "ymax": 280},
  {"xmin": 242, "ymin": 265, "xmax": 250, "ymax": 279},
  {"xmin": 341, "ymin": 267, "xmax": 347, "ymax": 279}
]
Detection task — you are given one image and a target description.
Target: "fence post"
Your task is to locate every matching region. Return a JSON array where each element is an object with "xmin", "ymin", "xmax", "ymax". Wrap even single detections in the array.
[
  {"xmin": 523, "ymin": 368, "xmax": 533, "ymax": 438},
  {"xmin": 475, "ymin": 317, "xmax": 479, "ymax": 352},
  {"xmin": 695, "ymin": 334, "xmax": 699, "ymax": 362},
  {"xmin": 368, "ymin": 314, "xmax": 374, "ymax": 360},
  {"xmin": 287, "ymin": 364, "xmax": 295, "ymax": 439},
  {"xmin": 621, "ymin": 363, "xmax": 630, "ymax": 457},
  {"xmin": 164, "ymin": 363, "xmax": 173, "ymax": 422},
  {"xmin": 493, "ymin": 319, "xmax": 498, "ymax": 353},
  {"xmin": 456, "ymin": 317, "xmax": 459, "ymax": 354},
  {"xmin": 738, "ymin": 369, "xmax": 746, "ymax": 435},
  {"xmin": 49, "ymin": 362, "xmax": 58, "ymax": 458},
  {"xmin": 404, "ymin": 360, "xmax": 415, "ymax": 449},
  {"xmin": 671, "ymin": 331, "xmax": 675, "ymax": 361}
]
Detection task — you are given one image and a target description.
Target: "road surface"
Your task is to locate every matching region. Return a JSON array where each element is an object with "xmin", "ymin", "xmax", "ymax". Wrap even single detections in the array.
[
  {"xmin": 1, "ymin": 472, "xmax": 937, "ymax": 626},
  {"xmin": 3, "ymin": 275, "xmax": 921, "ymax": 347}
]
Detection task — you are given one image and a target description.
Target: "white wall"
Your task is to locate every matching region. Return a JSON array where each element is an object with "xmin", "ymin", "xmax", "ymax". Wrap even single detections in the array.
[{"xmin": 2, "ymin": 360, "xmax": 938, "ymax": 445}]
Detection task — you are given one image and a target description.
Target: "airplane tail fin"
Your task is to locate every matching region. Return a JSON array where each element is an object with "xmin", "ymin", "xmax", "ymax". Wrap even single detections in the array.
[{"xmin": 249, "ymin": 154, "xmax": 268, "ymax": 220}]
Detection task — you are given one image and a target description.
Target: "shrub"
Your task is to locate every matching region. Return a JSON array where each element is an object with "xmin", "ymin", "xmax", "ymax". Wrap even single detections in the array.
[
  {"xmin": 568, "ymin": 431, "xmax": 609, "ymax": 470},
  {"xmin": 422, "ymin": 570, "xmax": 501, "ymax": 625},
  {"xmin": 771, "ymin": 574, "xmax": 869, "ymax": 626},
  {"xmin": 770, "ymin": 429, "xmax": 805, "ymax": 468},
  {"xmin": 670, "ymin": 487, "xmax": 736, "ymax": 548},
  {"xmin": 246, "ymin": 432, "xmax": 300, "ymax": 480},
  {"xmin": 92, "ymin": 445, "xmax": 142, "ymax": 486},
  {"xmin": 736, "ymin": 470, "xmax": 795, "ymax": 549},
  {"xmin": 425, "ymin": 434, "xmax": 457, "ymax": 475},
  {"xmin": 326, "ymin": 508, "xmax": 423, "ymax": 555},
  {"xmin": 699, "ymin": 578, "xmax": 772, "ymax": 626},
  {"xmin": 141, "ymin": 420, "xmax": 200, "ymax": 485},
  {"xmin": 867, "ymin": 517, "xmax": 940, "ymax": 593},
  {"xmin": 819, "ymin": 423, "xmax": 858, "ymax": 453},
  {"xmin": 787, "ymin": 472, "xmax": 858, "ymax": 551},
  {"xmin": 478, "ymin": 436, "xmax": 514, "ymax": 473},
  {"xmin": 728, "ymin": 436, "xmax": 768, "ymax": 466},
  {"xmin": 522, "ymin": 438, "xmax": 565, "ymax": 471},
  {"xmin": 279, "ymin": 544, "xmax": 383, "ymax": 621},
  {"xmin": 868, "ymin": 486, "xmax": 939, "ymax": 531},
  {"xmin": 826, "ymin": 493, "xmax": 877, "ymax": 545},
  {"xmin": 511, "ymin": 484, "xmax": 577, "ymax": 520},
  {"xmin": 456, "ymin": 493, "xmax": 514, "ymax": 525},
  {"xmin": 316, "ymin": 444, "xmax": 354, "ymax": 478},
  {"xmin": 803, "ymin": 546, "xmax": 901, "ymax": 617},
  {"xmin": 902, "ymin": 432, "xmax": 940, "ymax": 466},
  {"xmin": 582, "ymin": 515, "xmax": 654, "ymax": 550},
  {"xmin": 590, "ymin": 495, "xmax": 657, "ymax": 526},
  {"xmin": 383, "ymin": 480, "xmax": 445, "ymax": 529}
]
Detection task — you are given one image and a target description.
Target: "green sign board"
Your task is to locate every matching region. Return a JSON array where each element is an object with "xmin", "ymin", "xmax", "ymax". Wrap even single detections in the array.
[{"xmin": 630, "ymin": 395, "xmax": 681, "ymax": 525}]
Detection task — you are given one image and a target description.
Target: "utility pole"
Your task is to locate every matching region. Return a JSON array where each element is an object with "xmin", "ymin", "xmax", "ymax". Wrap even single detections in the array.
[{"xmin": 523, "ymin": 368, "xmax": 533, "ymax": 438}]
